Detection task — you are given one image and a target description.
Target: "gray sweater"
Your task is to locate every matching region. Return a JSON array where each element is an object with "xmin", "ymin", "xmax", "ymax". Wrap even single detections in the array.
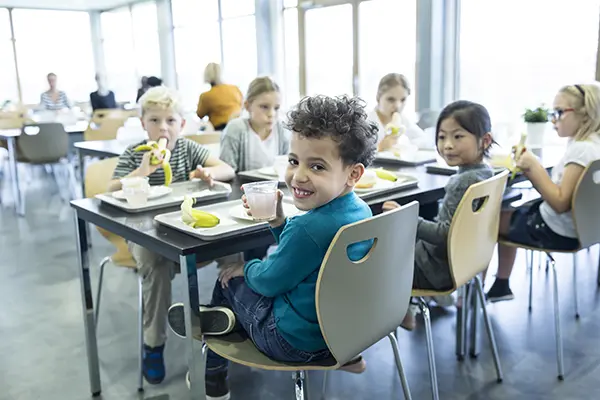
[
  {"xmin": 219, "ymin": 117, "xmax": 291, "ymax": 172},
  {"xmin": 414, "ymin": 163, "xmax": 494, "ymax": 290}
]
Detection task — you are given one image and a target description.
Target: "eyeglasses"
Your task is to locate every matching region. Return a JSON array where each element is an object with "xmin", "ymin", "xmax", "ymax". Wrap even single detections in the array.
[{"xmin": 551, "ymin": 108, "xmax": 575, "ymax": 121}]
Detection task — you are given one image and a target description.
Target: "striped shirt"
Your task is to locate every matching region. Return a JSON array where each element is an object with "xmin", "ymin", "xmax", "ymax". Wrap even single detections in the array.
[
  {"xmin": 112, "ymin": 137, "xmax": 211, "ymax": 186},
  {"xmin": 40, "ymin": 91, "xmax": 70, "ymax": 110}
]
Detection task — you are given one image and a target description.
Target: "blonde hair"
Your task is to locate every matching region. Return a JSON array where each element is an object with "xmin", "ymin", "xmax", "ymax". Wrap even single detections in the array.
[
  {"xmin": 204, "ymin": 63, "xmax": 222, "ymax": 85},
  {"xmin": 139, "ymin": 86, "xmax": 184, "ymax": 116},
  {"xmin": 559, "ymin": 83, "xmax": 600, "ymax": 141},
  {"xmin": 376, "ymin": 73, "xmax": 411, "ymax": 101},
  {"xmin": 246, "ymin": 76, "xmax": 280, "ymax": 104}
]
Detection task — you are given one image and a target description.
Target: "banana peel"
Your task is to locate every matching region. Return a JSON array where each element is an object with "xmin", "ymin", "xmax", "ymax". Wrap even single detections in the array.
[
  {"xmin": 134, "ymin": 138, "xmax": 172, "ymax": 186},
  {"xmin": 181, "ymin": 196, "xmax": 220, "ymax": 228},
  {"xmin": 374, "ymin": 168, "xmax": 398, "ymax": 182}
]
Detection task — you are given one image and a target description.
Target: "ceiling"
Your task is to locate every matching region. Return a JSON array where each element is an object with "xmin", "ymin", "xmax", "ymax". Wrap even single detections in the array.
[{"xmin": 0, "ymin": 0, "xmax": 140, "ymax": 11}]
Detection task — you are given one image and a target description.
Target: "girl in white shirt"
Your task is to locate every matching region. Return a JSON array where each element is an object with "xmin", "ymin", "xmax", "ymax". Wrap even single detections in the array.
[
  {"xmin": 220, "ymin": 76, "xmax": 290, "ymax": 173},
  {"xmin": 487, "ymin": 84, "xmax": 600, "ymax": 302},
  {"xmin": 368, "ymin": 73, "xmax": 429, "ymax": 151}
]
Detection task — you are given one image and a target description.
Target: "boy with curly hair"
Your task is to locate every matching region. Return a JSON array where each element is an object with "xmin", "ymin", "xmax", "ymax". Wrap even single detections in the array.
[{"xmin": 168, "ymin": 95, "xmax": 378, "ymax": 399}]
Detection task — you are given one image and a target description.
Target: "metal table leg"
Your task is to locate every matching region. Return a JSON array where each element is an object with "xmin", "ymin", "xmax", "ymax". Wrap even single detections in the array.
[
  {"xmin": 78, "ymin": 150, "xmax": 92, "ymax": 248},
  {"xmin": 74, "ymin": 213, "xmax": 101, "ymax": 396},
  {"xmin": 180, "ymin": 253, "xmax": 206, "ymax": 400},
  {"xmin": 6, "ymin": 137, "xmax": 23, "ymax": 216}
]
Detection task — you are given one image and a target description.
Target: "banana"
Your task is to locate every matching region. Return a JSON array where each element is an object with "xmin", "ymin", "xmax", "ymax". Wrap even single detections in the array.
[
  {"xmin": 511, "ymin": 132, "xmax": 527, "ymax": 180},
  {"xmin": 375, "ymin": 168, "xmax": 398, "ymax": 182},
  {"xmin": 386, "ymin": 112, "xmax": 406, "ymax": 136},
  {"xmin": 134, "ymin": 138, "xmax": 173, "ymax": 186},
  {"xmin": 181, "ymin": 196, "xmax": 220, "ymax": 228}
]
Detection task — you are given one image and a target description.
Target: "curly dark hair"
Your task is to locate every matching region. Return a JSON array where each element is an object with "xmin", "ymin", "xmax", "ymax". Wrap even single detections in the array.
[{"xmin": 285, "ymin": 95, "xmax": 378, "ymax": 166}]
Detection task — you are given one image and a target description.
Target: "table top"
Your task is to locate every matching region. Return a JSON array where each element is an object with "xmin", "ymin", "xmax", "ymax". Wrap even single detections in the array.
[
  {"xmin": 75, "ymin": 139, "xmax": 221, "ymax": 159},
  {"xmin": 0, "ymin": 120, "xmax": 89, "ymax": 138},
  {"xmin": 71, "ymin": 169, "xmax": 450, "ymax": 263}
]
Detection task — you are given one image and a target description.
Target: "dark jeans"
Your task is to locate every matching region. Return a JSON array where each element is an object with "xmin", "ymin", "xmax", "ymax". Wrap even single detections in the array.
[
  {"xmin": 243, "ymin": 245, "xmax": 270, "ymax": 262},
  {"xmin": 206, "ymin": 277, "xmax": 330, "ymax": 375}
]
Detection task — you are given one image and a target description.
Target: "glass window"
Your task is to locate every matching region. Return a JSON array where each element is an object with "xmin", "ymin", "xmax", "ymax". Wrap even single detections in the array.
[
  {"xmin": 221, "ymin": 15, "xmax": 257, "ymax": 95},
  {"xmin": 358, "ymin": 0, "xmax": 417, "ymax": 116},
  {"xmin": 460, "ymin": 0, "xmax": 600, "ymax": 126},
  {"xmin": 132, "ymin": 2, "xmax": 161, "ymax": 77},
  {"xmin": 172, "ymin": 0, "xmax": 219, "ymax": 27},
  {"xmin": 220, "ymin": 0, "xmax": 255, "ymax": 19},
  {"xmin": 282, "ymin": 7, "xmax": 300, "ymax": 108},
  {"xmin": 12, "ymin": 9, "xmax": 95, "ymax": 105},
  {"xmin": 0, "ymin": 8, "xmax": 18, "ymax": 104}
]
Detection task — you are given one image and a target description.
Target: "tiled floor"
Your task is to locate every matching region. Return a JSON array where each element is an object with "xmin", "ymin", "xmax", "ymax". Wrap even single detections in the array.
[{"xmin": 1, "ymin": 166, "xmax": 599, "ymax": 399}]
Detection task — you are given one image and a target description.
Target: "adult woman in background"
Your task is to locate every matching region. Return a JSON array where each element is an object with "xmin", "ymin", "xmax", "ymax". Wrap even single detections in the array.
[
  {"xmin": 40, "ymin": 73, "xmax": 70, "ymax": 110},
  {"xmin": 196, "ymin": 63, "xmax": 243, "ymax": 131}
]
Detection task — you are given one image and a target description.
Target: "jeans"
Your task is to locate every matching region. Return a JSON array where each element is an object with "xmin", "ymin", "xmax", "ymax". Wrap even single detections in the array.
[
  {"xmin": 243, "ymin": 245, "xmax": 270, "ymax": 262},
  {"xmin": 206, "ymin": 277, "xmax": 331, "ymax": 375}
]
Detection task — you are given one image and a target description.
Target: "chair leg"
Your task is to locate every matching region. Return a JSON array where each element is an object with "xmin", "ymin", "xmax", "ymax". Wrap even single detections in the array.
[
  {"xmin": 573, "ymin": 253, "xmax": 579, "ymax": 319},
  {"xmin": 418, "ymin": 297, "xmax": 439, "ymax": 400},
  {"xmin": 474, "ymin": 276, "xmax": 504, "ymax": 383},
  {"xmin": 94, "ymin": 256, "xmax": 111, "ymax": 328},
  {"xmin": 293, "ymin": 371, "xmax": 309, "ymax": 400},
  {"xmin": 137, "ymin": 274, "xmax": 144, "ymax": 392},
  {"xmin": 388, "ymin": 333, "xmax": 412, "ymax": 400},
  {"xmin": 528, "ymin": 252, "xmax": 534, "ymax": 312},
  {"xmin": 597, "ymin": 246, "xmax": 600, "ymax": 287},
  {"xmin": 548, "ymin": 254, "xmax": 565, "ymax": 380},
  {"xmin": 470, "ymin": 281, "xmax": 479, "ymax": 358},
  {"xmin": 321, "ymin": 371, "xmax": 328, "ymax": 400},
  {"xmin": 456, "ymin": 285, "xmax": 468, "ymax": 361}
]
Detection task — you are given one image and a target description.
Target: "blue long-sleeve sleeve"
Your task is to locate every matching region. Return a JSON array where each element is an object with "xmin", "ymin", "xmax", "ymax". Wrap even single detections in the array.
[{"xmin": 244, "ymin": 218, "xmax": 321, "ymax": 298}]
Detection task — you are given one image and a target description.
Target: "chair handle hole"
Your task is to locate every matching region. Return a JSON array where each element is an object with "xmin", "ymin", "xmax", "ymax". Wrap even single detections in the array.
[
  {"xmin": 346, "ymin": 237, "xmax": 377, "ymax": 264},
  {"xmin": 472, "ymin": 195, "xmax": 489, "ymax": 213},
  {"xmin": 593, "ymin": 171, "xmax": 600, "ymax": 184}
]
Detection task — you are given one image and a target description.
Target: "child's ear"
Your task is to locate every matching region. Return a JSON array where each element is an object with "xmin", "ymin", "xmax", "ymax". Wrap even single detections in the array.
[
  {"xmin": 181, "ymin": 118, "xmax": 186, "ymax": 130},
  {"xmin": 481, "ymin": 132, "xmax": 493, "ymax": 151},
  {"xmin": 244, "ymin": 100, "xmax": 250, "ymax": 112},
  {"xmin": 140, "ymin": 117, "xmax": 146, "ymax": 130},
  {"xmin": 347, "ymin": 163, "xmax": 365, "ymax": 187}
]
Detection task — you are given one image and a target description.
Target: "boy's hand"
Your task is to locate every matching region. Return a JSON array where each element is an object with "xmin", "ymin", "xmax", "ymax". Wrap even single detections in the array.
[
  {"xmin": 219, "ymin": 264, "xmax": 244, "ymax": 288},
  {"xmin": 378, "ymin": 134, "xmax": 399, "ymax": 152},
  {"xmin": 516, "ymin": 150, "xmax": 541, "ymax": 173},
  {"xmin": 136, "ymin": 150, "xmax": 163, "ymax": 177},
  {"xmin": 242, "ymin": 189, "xmax": 286, "ymax": 228},
  {"xmin": 382, "ymin": 201, "xmax": 401, "ymax": 212},
  {"xmin": 190, "ymin": 166, "xmax": 214, "ymax": 187}
]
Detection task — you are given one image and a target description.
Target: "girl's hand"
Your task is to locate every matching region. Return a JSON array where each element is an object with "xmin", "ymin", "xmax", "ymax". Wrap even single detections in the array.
[
  {"xmin": 242, "ymin": 188, "xmax": 286, "ymax": 227},
  {"xmin": 218, "ymin": 264, "xmax": 245, "ymax": 288},
  {"xmin": 378, "ymin": 134, "xmax": 399, "ymax": 152},
  {"xmin": 382, "ymin": 201, "xmax": 401, "ymax": 212},
  {"xmin": 516, "ymin": 150, "xmax": 541, "ymax": 173},
  {"xmin": 190, "ymin": 166, "xmax": 214, "ymax": 186}
]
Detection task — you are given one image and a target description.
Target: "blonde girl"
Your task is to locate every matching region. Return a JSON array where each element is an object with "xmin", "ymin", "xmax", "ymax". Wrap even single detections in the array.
[
  {"xmin": 487, "ymin": 84, "xmax": 600, "ymax": 302},
  {"xmin": 219, "ymin": 76, "xmax": 290, "ymax": 173},
  {"xmin": 368, "ymin": 73, "xmax": 428, "ymax": 152}
]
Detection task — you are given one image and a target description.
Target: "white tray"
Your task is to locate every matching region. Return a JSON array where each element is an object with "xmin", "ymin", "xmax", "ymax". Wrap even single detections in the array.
[
  {"xmin": 154, "ymin": 198, "xmax": 304, "ymax": 241},
  {"xmin": 96, "ymin": 180, "xmax": 232, "ymax": 213},
  {"xmin": 238, "ymin": 168, "xmax": 285, "ymax": 184},
  {"xmin": 354, "ymin": 173, "xmax": 419, "ymax": 200},
  {"xmin": 375, "ymin": 149, "xmax": 437, "ymax": 166}
]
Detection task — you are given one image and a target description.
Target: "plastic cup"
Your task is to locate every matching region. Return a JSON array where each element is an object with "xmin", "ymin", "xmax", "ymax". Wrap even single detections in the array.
[
  {"xmin": 121, "ymin": 176, "xmax": 150, "ymax": 206},
  {"xmin": 242, "ymin": 181, "xmax": 278, "ymax": 221},
  {"xmin": 273, "ymin": 155, "xmax": 289, "ymax": 182}
]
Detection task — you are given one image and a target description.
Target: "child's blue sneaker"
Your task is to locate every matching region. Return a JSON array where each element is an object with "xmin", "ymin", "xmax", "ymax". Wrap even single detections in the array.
[{"xmin": 143, "ymin": 344, "xmax": 165, "ymax": 384}]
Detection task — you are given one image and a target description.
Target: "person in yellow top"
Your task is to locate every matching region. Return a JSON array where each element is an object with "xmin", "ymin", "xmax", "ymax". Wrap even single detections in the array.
[{"xmin": 196, "ymin": 63, "xmax": 243, "ymax": 130}]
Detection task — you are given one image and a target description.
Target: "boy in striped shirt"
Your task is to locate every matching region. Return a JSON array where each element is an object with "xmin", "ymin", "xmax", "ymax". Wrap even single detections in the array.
[{"xmin": 109, "ymin": 86, "xmax": 236, "ymax": 384}]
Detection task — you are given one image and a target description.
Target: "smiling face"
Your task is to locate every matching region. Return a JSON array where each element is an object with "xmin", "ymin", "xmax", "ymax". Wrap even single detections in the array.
[
  {"xmin": 246, "ymin": 91, "xmax": 281, "ymax": 132},
  {"xmin": 285, "ymin": 133, "xmax": 364, "ymax": 211},
  {"xmin": 552, "ymin": 92, "xmax": 582, "ymax": 138},
  {"xmin": 377, "ymin": 85, "xmax": 408, "ymax": 118},
  {"xmin": 437, "ymin": 117, "xmax": 489, "ymax": 167},
  {"xmin": 141, "ymin": 106, "xmax": 185, "ymax": 150}
]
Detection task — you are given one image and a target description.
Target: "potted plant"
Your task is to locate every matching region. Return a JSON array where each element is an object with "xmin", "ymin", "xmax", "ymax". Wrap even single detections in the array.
[{"xmin": 523, "ymin": 106, "xmax": 550, "ymax": 148}]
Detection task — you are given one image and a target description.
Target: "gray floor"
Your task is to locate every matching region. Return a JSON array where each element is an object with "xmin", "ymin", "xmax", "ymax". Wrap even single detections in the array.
[{"xmin": 1, "ymin": 166, "xmax": 600, "ymax": 400}]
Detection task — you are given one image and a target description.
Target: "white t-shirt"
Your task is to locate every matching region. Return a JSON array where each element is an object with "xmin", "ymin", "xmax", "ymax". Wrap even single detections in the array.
[
  {"xmin": 367, "ymin": 109, "xmax": 433, "ymax": 149},
  {"xmin": 246, "ymin": 123, "xmax": 280, "ymax": 171},
  {"xmin": 540, "ymin": 134, "xmax": 600, "ymax": 238}
]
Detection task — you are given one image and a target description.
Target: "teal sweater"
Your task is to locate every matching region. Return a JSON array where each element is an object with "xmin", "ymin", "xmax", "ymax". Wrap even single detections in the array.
[{"xmin": 243, "ymin": 192, "xmax": 372, "ymax": 352}]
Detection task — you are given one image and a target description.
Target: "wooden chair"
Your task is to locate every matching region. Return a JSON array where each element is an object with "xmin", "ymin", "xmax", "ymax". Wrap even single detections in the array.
[
  {"xmin": 201, "ymin": 202, "xmax": 420, "ymax": 400},
  {"xmin": 412, "ymin": 170, "xmax": 509, "ymax": 400},
  {"xmin": 185, "ymin": 132, "xmax": 221, "ymax": 145},
  {"xmin": 498, "ymin": 159, "xmax": 600, "ymax": 380},
  {"xmin": 84, "ymin": 157, "xmax": 144, "ymax": 392},
  {"xmin": 84, "ymin": 117, "xmax": 128, "ymax": 141}
]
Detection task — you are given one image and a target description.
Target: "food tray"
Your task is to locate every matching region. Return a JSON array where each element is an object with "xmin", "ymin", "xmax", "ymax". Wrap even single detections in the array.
[
  {"xmin": 237, "ymin": 168, "xmax": 285, "ymax": 185},
  {"xmin": 354, "ymin": 173, "xmax": 419, "ymax": 200},
  {"xmin": 426, "ymin": 163, "xmax": 507, "ymax": 176},
  {"xmin": 96, "ymin": 180, "xmax": 232, "ymax": 213},
  {"xmin": 154, "ymin": 198, "xmax": 304, "ymax": 241},
  {"xmin": 375, "ymin": 149, "xmax": 438, "ymax": 166}
]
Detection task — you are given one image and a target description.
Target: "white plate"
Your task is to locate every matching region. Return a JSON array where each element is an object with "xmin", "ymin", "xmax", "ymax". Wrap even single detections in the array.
[
  {"xmin": 228, "ymin": 202, "xmax": 302, "ymax": 222},
  {"xmin": 112, "ymin": 185, "xmax": 173, "ymax": 200},
  {"xmin": 257, "ymin": 167, "xmax": 278, "ymax": 177},
  {"xmin": 353, "ymin": 178, "xmax": 397, "ymax": 193}
]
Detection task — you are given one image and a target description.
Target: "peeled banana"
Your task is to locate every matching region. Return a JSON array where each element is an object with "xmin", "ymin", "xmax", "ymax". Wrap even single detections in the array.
[
  {"xmin": 375, "ymin": 168, "xmax": 398, "ymax": 182},
  {"xmin": 511, "ymin": 132, "xmax": 527, "ymax": 179},
  {"xmin": 181, "ymin": 196, "xmax": 220, "ymax": 228},
  {"xmin": 134, "ymin": 138, "xmax": 172, "ymax": 186},
  {"xmin": 386, "ymin": 112, "xmax": 406, "ymax": 136}
]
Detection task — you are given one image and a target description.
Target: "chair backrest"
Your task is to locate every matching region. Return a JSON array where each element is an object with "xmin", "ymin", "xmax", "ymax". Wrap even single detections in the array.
[
  {"xmin": 185, "ymin": 132, "xmax": 221, "ymax": 145},
  {"xmin": 316, "ymin": 201, "xmax": 419, "ymax": 366},
  {"xmin": 85, "ymin": 157, "xmax": 119, "ymax": 198},
  {"xmin": 447, "ymin": 170, "xmax": 509, "ymax": 288},
  {"xmin": 572, "ymin": 159, "xmax": 600, "ymax": 248},
  {"xmin": 84, "ymin": 117, "xmax": 127, "ymax": 141},
  {"xmin": 17, "ymin": 122, "xmax": 69, "ymax": 163}
]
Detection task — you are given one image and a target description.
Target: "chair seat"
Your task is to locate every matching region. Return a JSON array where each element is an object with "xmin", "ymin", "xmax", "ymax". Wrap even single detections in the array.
[
  {"xmin": 498, "ymin": 238, "xmax": 582, "ymax": 254},
  {"xmin": 412, "ymin": 287, "xmax": 456, "ymax": 297},
  {"xmin": 203, "ymin": 332, "xmax": 338, "ymax": 371}
]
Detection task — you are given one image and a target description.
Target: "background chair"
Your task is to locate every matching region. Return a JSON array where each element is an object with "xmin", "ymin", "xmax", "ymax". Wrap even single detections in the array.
[
  {"xmin": 498, "ymin": 159, "xmax": 600, "ymax": 380},
  {"xmin": 202, "ymin": 201, "xmax": 419, "ymax": 400},
  {"xmin": 412, "ymin": 170, "xmax": 509, "ymax": 400}
]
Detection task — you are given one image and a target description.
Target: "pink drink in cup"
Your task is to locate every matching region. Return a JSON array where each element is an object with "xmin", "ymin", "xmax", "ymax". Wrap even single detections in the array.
[{"xmin": 242, "ymin": 181, "xmax": 278, "ymax": 221}]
